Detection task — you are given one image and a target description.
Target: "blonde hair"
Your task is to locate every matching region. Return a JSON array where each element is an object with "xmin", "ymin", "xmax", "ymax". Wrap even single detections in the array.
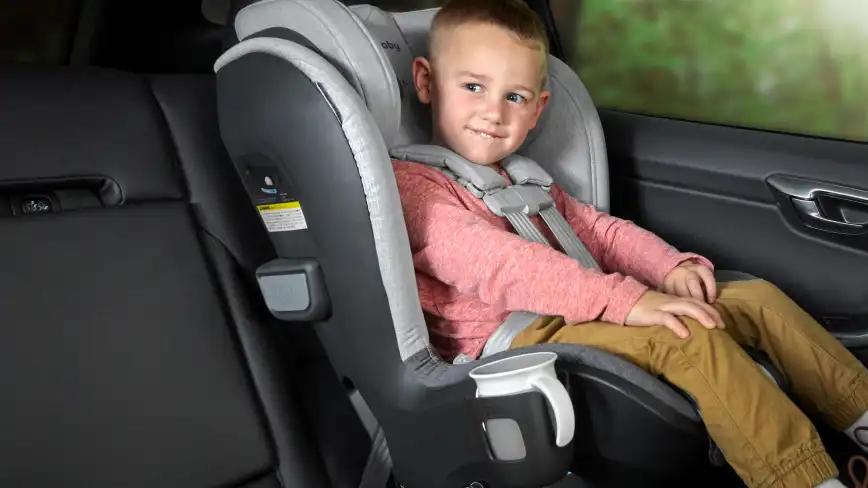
[{"xmin": 429, "ymin": 0, "xmax": 549, "ymax": 87}]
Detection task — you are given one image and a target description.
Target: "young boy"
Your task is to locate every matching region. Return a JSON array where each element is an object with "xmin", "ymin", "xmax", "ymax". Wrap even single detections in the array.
[{"xmin": 390, "ymin": 0, "xmax": 868, "ymax": 487}]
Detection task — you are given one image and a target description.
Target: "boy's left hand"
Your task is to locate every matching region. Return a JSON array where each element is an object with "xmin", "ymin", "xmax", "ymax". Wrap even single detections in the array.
[{"xmin": 661, "ymin": 262, "xmax": 717, "ymax": 303}]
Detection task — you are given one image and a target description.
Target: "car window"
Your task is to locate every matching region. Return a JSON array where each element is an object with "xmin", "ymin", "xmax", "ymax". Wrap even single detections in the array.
[
  {"xmin": 552, "ymin": 0, "xmax": 868, "ymax": 143},
  {"xmin": 0, "ymin": 1, "xmax": 82, "ymax": 65}
]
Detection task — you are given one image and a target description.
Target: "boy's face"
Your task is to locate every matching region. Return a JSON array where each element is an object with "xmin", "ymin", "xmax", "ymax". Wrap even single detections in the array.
[{"xmin": 413, "ymin": 22, "xmax": 550, "ymax": 165}]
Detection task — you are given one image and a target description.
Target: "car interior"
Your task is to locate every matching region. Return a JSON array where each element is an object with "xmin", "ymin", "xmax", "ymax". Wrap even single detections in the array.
[{"xmin": 2, "ymin": 1, "xmax": 867, "ymax": 488}]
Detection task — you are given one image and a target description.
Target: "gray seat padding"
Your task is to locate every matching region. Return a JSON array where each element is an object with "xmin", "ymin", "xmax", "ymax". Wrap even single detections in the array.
[{"xmin": 0, "ymin": 64, "xmax": 366, "ymax": 488}]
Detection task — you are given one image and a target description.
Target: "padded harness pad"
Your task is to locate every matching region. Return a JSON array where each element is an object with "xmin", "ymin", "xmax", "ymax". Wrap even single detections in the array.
[
  {"xmin": 390, "ymin": 144, "xmax": 509, "ymax": 192},
  {"xmin": 502, "ymin": 154, "xmax": 554, "ymax": 187}
]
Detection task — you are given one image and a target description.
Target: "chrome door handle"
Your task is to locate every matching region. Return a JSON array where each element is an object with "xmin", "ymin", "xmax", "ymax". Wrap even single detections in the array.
[{"xmin": 767, "ymin": 174, "xmax": 868, "ymax": 235}]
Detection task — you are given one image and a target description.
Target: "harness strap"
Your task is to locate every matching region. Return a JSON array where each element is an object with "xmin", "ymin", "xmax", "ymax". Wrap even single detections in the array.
[
  {"xmin": 390, "ymin": 144, "xmax": 602, "ymax": 359},
  {"xmin": 504, "ymin": 211, "xmax": 550, "ymax": 246},
  {"xmin": 539, "ymin": 206, "xmax": 600, "ymax": 270}
]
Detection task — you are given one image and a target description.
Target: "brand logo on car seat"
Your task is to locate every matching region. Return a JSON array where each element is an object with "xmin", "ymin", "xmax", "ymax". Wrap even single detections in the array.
[
  {"xmin": 381, "ymin": 41, "xmax": 401, "ymax": 52},
  {"xmin": 261, "ymin": 188, "xmax": 277, "ymax": 194}
]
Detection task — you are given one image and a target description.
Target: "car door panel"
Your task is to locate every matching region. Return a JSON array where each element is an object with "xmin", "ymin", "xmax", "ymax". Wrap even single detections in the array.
[{"xmin": 601, "ymin": 110, "xmax": 868, "ymax": 347}]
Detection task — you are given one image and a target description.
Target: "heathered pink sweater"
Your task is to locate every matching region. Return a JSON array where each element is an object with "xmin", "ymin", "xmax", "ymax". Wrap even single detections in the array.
[{"xmin": 392, "ymin": 159, "xmax": 713, "ymax": 361}]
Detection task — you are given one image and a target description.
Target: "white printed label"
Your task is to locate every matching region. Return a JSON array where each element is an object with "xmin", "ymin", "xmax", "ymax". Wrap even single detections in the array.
[{"xmin": 257, "ymin": 202, "xmax": 307, "ymax": 232}]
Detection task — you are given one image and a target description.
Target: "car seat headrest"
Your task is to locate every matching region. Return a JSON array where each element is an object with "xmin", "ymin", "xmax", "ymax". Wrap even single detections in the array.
[
  {"xmin": 232, "ymin": 0, "xmax": 610, "ymax": 211},
  {"xmin": 349, "ymin": 5, "xmax": 436, "ymax": 146},
  {"xmin": 234, "ymin": 0, "xmax": 403, "ymax": 146}
]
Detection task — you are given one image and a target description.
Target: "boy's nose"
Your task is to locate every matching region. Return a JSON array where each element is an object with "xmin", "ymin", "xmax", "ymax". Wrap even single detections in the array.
[{"xmin": 481, "ymin": 97, "xmax": 504, "ymax": 124}]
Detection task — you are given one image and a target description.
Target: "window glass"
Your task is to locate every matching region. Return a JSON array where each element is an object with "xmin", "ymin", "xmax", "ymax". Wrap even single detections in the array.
[
  {"xmin": 0, "ymin": 1, "xmax": 82, "ymax": 65},
  {"xmin": 555, "ymin": 0, "xmax": 868, "ymax": 143}
]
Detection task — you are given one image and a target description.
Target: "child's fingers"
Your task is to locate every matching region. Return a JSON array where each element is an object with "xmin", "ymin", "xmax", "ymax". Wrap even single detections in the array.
[
  {"xmin": 687, "ymin": 299, "xmax": 723, "ymax": 329},
  {"xmin": 696, "ymin": 266, "xmax": 718, "ymax": 303},
  {"xmin": 663, "ymin": 300, "xmax": 718, "ymax": 329},
  {"xmin": 661, "ymin": 279, "xmax": 676, "ymax": 296},
  {"xmin": 659, "ymin": 312, "xmax": 689, "ymax": 339},
  {"xmin": 686, "ymin": 273, "xmax": 705, "ymax": 301},
  {"xmin": 677, "ymin": 279, "xmax": 691, "ymax": 298},
  {"xmin": 696, "ymin": 300, "xmax": 725, "ymax": 328}
]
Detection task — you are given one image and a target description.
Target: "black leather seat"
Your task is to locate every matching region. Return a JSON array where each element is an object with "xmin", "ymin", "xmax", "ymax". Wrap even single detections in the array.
[{"xmin": 0, "ymin": 63, "xmax": 367, "ymax": 488}]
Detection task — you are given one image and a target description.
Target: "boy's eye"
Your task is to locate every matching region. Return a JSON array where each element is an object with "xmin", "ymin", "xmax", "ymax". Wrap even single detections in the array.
[
  {"xmin": 463, "ymin": 83, "xmax": 482, "ymax": 93},
  {"xmin": 507, "ymin": 93, "xmax": 527, "ymax": 104}
]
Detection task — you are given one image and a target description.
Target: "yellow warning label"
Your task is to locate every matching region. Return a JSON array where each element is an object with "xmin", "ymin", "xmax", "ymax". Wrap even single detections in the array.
[
  {"xmin": 256, "ymin": 202, "xmax": 301, "ymax": 211},
  {"xmin": 256, "ymin": 201, "xmax": 307, "ymax": 232}
]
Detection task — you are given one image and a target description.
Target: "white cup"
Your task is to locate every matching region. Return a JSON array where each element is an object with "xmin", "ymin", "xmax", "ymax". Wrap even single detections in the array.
[{"xmin": 469, "ymin": 351, "xmax": 575, "ymax": 461}]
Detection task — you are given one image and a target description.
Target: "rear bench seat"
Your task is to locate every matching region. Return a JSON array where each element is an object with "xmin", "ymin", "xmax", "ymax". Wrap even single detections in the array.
[{"xmin": 0, "ymin": 63, "xmax": 367, "ymax": 488}]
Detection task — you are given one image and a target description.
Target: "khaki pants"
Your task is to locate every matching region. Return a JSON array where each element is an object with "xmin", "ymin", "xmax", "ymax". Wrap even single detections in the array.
[{"xmin": 511, "ymin": 279, "xmax": 868, "ymax": 488}]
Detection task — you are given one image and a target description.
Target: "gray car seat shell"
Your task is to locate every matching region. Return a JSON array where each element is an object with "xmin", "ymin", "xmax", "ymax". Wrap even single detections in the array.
[{"xmin": 215, "ymin": 1, "xmax": 780, "ymax": 486}]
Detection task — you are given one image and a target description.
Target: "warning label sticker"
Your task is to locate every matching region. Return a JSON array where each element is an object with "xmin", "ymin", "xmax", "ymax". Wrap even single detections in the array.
[{"xmin": 256, "ymin": 201, "xmax": 307, "ymax": 232}]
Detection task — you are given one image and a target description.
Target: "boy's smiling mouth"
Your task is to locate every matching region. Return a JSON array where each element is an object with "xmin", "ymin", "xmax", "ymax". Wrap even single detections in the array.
[{"xmin": 468, "ymin": 127, "xmax": 502, "ymax": 139}]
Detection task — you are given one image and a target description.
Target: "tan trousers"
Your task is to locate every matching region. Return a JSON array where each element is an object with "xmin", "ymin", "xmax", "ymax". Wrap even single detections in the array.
[{"xmin": 511, "ymin": 279, "xmax": 868, "ymax": 488}]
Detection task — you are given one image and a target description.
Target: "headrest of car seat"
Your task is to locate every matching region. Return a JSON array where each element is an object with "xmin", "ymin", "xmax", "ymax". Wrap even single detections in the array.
[
  {"xmin": 348, "ymin": 5, "xmax": 436, "ymax": 146},
  {"xmin": 233, "ymin": 0, "xmax": 403, "ymax": 147},
  {"xmin": 231, "ymin": 0, "xmax": 609, "ymax": 210}
]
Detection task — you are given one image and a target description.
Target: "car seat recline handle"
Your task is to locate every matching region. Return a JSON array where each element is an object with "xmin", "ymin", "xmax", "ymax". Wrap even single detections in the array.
[{"xmin": 767, "ymin": 174, "xmax": 868, "ymax": 235}]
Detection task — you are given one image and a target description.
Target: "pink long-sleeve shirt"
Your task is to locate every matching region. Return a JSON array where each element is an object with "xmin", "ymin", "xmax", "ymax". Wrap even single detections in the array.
[{"xmin": 392, "ymin": 159, "xmax": 713, "ymax": 361}]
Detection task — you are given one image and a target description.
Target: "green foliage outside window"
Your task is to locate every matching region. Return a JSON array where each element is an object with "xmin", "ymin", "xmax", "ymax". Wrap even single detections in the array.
[{"xmin": 571, "ymin": 0, "xmax": 868, "ymax": 143}]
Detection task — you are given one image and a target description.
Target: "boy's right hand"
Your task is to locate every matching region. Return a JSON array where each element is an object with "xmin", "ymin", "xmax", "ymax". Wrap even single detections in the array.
[{"xmin": 625, "ymin": 290, "xmax": 724, "ymax": 339}]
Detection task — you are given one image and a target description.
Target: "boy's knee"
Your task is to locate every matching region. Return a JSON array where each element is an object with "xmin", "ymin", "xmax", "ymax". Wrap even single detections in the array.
[
  {"xmin": 744, "ymin": 280, "xmax": 796, "ymax": 309},
  {"xmin": 751, "ymin": 279, "xmax": 782, "ymax": 294},
  {"xmin": 721, "ymin": 278, "xmax": 791, "ymax": 306},
  {"xmin": 677, "ymin": 319, "xmax": 732, "ymax": 347}
]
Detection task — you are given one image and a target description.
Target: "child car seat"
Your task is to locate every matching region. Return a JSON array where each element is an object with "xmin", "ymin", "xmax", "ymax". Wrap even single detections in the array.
[{"xmin": 214, "ymin": 1, "xmax": 787, "ymax": 486}]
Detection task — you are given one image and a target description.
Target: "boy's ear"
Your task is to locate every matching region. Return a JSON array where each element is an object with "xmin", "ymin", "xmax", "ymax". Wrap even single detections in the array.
[
  {"xmin": 412, "ymin": 56, "xmax": 433, "ymax": 104},
  {"xmin": 528, "ymin": 90, "xmax": 550, "ymax": 129}
]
